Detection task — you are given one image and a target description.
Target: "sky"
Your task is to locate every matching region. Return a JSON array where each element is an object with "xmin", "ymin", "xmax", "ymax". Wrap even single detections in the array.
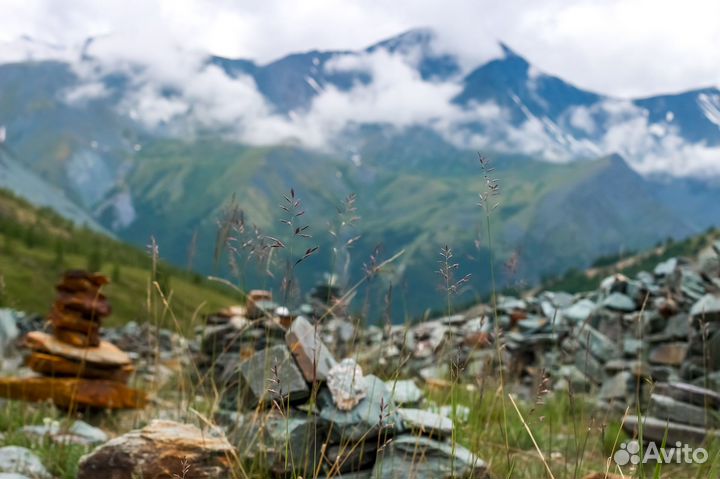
[{"xmin": 1, "ymin": 0, "xmax": 719, "ymax": 98}]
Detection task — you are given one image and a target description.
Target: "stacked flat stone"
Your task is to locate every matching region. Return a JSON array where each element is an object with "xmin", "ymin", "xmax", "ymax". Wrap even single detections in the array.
[{"xmin": 0, "ymin": 270, "xmax": 146, "ymax": 409}]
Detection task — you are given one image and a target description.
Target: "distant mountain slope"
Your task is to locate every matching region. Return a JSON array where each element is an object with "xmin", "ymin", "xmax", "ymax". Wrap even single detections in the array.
[{"xmin": 0, "ymin": 188, "xmax": 240, "ymax": 327}]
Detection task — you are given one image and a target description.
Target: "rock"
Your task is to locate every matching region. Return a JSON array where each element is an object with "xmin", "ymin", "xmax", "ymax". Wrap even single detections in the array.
[
  {"xmin": 649, "ymin": 342, "xmax": 689, "ymax": 366},
  {"xmin": 653, "ymin": 382, "xmax": 720, "ymax": 409},
  {"xmin": 286, "ymin": 315, "xmax": 337, "ymax": 382},
  {"xmin": 654, "ymin": 257, "xmax": 678, "ymax": 277},
  {"xmin": 373, "ymin": 435, "xmax": 488, "ymax": 479},
  {"xmin": 622, "ymin": 415, "xmax": 720, "ymax": 446},
  {"xmin": 397, "ymin": 408, "xmax": 453, "ymax": 437},
  {"xmin": 575, "ymin": 324, "xmax": 620, "ymax": 362},
  {"xmin": 0, "ymin": 473, "xmax": 32, "ymax": 479},
  {"xmin": 0, "ymin": 446, "xmax": 50, "ymax": 479},
  {"xmin": 20, "ymin": 419, "xmax": 108, "ymax": 445},
  {"xmin": 324, "ymin": 443, "xmax": 376, "ymax": 475},
  {"xmin": 690, "ymin": 294, "xmax": 720, "ymax": 321},
  {"xmin": 602, "ymin": 293, "xmax": 636, "ymax": 312},
  {"xmin": 598, "ymin": 371, "xmax": 633, "ymax": 401},
  {"xmin": 77, "ymin": 420, "xmax": 234, "ymax": 479},
  {"xmin": 0, "ymin": 309, "xmax": 20, "ymax": 357},
  {"xmin": 24, "ymin": 331, "xmax": 131, "ymax": 367},
  {"xmin": 562, "ymin": 299, "xmax": 596, "ymax": 324},
  {"xmin": 649, "ymin": 393, "xmax": 720, "ymax": 428},
  {"xmin": 387, "ymin": 379, "xmax": 423, "ymax": 405},
  {"xmin": 0, "ymin": 377, "xmax": 146, "ymax": 409},
  {"xmin": 438, "ymin": 405, "xmax": 470, "ymax": 423},
  {"xmin": 319, "ymin": 374, "xmax": 401, "ymax": 442},
  {"xmin": 264, "ymin": 413, "xmax": 328, "ymax": 476},
  {"xmin": 326, "ymin": 358, "xmax": 368, "ymax": 411},
  {"xmin": 222, "ymin": 344, "xmax": 309, "ymax": 409},
  {"xmin": 27, "ymin": 352, "xmax": 134, "ymax": 383}
]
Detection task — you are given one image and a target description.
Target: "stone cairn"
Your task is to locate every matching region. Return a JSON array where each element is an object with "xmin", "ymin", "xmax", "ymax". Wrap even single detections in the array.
[{"xmin": 0, "ymin": 270, "xmax": 146, "ymax": 409}]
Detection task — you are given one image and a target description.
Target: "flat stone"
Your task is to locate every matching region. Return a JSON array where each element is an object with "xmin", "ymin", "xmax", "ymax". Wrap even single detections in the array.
[
  {"xmin": 324, "ymin": 442, "xmax": 376, "ymax": 475},
  {"xmin": 602, "ymin": 293, "xmax": 636, "ymax": 312},
  {"xmin": 654, "ymin": 257, "xmax": 678, "ymax": 276},
  {"xmin": 326, "ymin": 358, "xmax": 368, "ymax": 411},
  {"xmin": 649, "ymin": 393, "xmax": 720, "ymax": 428},
  {"xmin": 77, "ymin": 420, "xmax": 234, "ymax": 479},
  {"xmin": 623, "ymin": 415, "xmax": 720, "ymax": 446},
  {"xmin": 56, "ymin": 291, "xmax": 111, "ymax": 318},
  {"xmin": 48, "ymin": 308, "xmax": 100, "ymax": 334},
  {"xmin": 285, "ymin": 315, "xmax": 337, "ymax": 382},
  {"xmin": 319, "ymin": 374, "xmax": 401, "ymax": 442},
  {"xmin": 649, "ymin": 342, "xmax": 688, "ymax": 366},
  {"xmin": 24, "ymin": 331, "xmax": 130, "ymax": 367},
  {"xmin": 223, "ymin": 344, "xmax": 309, "ymax": 409},
  {"xmin": 690, "ymin": 294, "xmax": 720, "ymax": 321},
  {"xmin": 575, "ymin": 324, "xmax": 620, "ymax": 362},
  {"xmin": 373, "ymin": 435, "xmax": 488, "ymax": 479},
  {"xmin": 387, "ymin": 379, "xmax": 423, "ymax": 405},
  {"xmin": 653, "ymin": 382, "xmax": 720, "ymax": 409},
  {"xmin": 27, "ymin": 352, "xmax": 134, "ymax": 383},
  {"xmin": 397, "ymin": 408, "xmax": 453, "ymax": 437},
  {"xmin": 0, "ymin": 446, "xmax": 50, "ymax": 479},
  {"xmin": 0, "ymin": 377, "xmax": 146, "ymax": 409},
  {"xmin": 574, "ymin": 349, "xmax": 605, "ymax": 384},
  {"xmin": 563, "ymin": 299, "xmax": 596, "ymax": 323}
]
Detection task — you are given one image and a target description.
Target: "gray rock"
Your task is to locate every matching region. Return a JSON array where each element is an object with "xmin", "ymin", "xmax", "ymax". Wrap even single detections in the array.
[
  {"xmin": 575, "ymin": 324, "xmax": 620, "ymax": 362},
  {"xmin": 319, "ymin": 375, "xmax": 401, "ymax": 442},
  {"xmin": 265, "ymin": 414, "xmax": 328, "ymax": 476},
  {"xmin": 602, "ymin": 292, "xmax": 636, "ymax": 312},
  {"xmin": 623, "ymin": 415, "xmax": 720, "ymax": 446},
  {"xmin": 654, "ymin": 257, "xmax": 678, "ymax": 276},
  {"xmin": 562, "ymin": 299, "xmax": 596, "ymax": 324},
  {"xmin": 653, "ymin": 382, "xmax": 720, "ymax": 409},
  {"xmin": 649, "ymin": 394, "xmax": 720, "ymax": 428},
  {"xmin": 690, "ymin": 294, "xmax": 720, "ymax": 321},
  {"xmin": 598, "ymin": 371, "xmax": 633, "ymax": 401},
  {"xmin": 20, "ymin": 420, "xmax": 107, "ymax": 446},
  {"xmin": 0, "ymin": 446, "xmax": 50, "ymax": 479},
  {"xmin": 372, "ymin": 435, "xmax": 488, "ymax": 479},
  {"xmin": 387, "ymin": 379, "xmax": 423, "ymax": 405},
  {"xmin": 397, "ymin": 409, "xmax": 453, "ymax": 437},
  {"xmin": 0, "ymin": 309, "xmax": 20, "ymax": 357},
  {"xmin": 574, "ymin": 348, "xmax": 605, "ymax": 384},
  {"xmin": 222, "ymin": 344, "xmax": 309, "ymax": 409},
  {"xmin": 0, "ymin": 473, "xmax": 32, "ymax": 479},
  {"xmin": 327, "ymin": 358, "xmax": 368, "ymax": 411},
  {"xmin": 286, "ymin": 315, "xmax": 337, "ymax": 382}
]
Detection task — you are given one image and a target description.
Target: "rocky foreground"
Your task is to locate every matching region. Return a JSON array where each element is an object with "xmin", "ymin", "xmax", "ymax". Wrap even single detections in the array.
[{"xmin": 0, "ymin": 237, "xmax": 719, "ymax": 478}]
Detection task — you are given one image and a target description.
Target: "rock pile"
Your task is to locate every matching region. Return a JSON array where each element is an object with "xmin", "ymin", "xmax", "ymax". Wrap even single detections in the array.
[
  {"xmin": 206, "ymin": 314, "xmax": 487, "ymax": 478},
  {"xmin": 0, "ymin": 270, "xmax": 146, "ymax": 409}
]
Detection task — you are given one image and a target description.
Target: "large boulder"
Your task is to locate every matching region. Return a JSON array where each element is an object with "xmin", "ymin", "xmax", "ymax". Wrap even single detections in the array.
[{"xmin": 77, "ymin": 420, "xmax": 234, "ymax": 479}]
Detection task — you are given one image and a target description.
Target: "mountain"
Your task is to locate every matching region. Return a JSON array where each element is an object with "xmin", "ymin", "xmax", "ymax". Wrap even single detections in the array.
[{"xmin": 1, "ymin": 28, "xmax": 719, "ymax": 317}]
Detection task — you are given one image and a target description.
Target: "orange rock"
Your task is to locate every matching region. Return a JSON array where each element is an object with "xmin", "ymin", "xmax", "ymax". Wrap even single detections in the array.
[
  {"xmin": 56, "ymin": 291, "xmax": 111, "ymax": 318},
  {"xmin": 28, "ymin": 352, "xmax": 134, "ymax": 383},
  {"xmin": 49, "ymin": 308, "xmax": 100, "ymax": 334},
  {"xmin": 0, "ymin": 376, "xmax": 146, "ymax": 409},
  {"xmin": 54, "ymin": 328, "xmax": 100, "ymax": 348},
  {"xmin": 25, "ymin": 331, "xmax": 131, "ymax": 367}
]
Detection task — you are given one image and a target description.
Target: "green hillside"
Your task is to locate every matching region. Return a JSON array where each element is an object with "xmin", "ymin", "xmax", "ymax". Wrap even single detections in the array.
[{"xmin": 0, "ymin": 188, "xmax": 241, "ymax": 329}]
